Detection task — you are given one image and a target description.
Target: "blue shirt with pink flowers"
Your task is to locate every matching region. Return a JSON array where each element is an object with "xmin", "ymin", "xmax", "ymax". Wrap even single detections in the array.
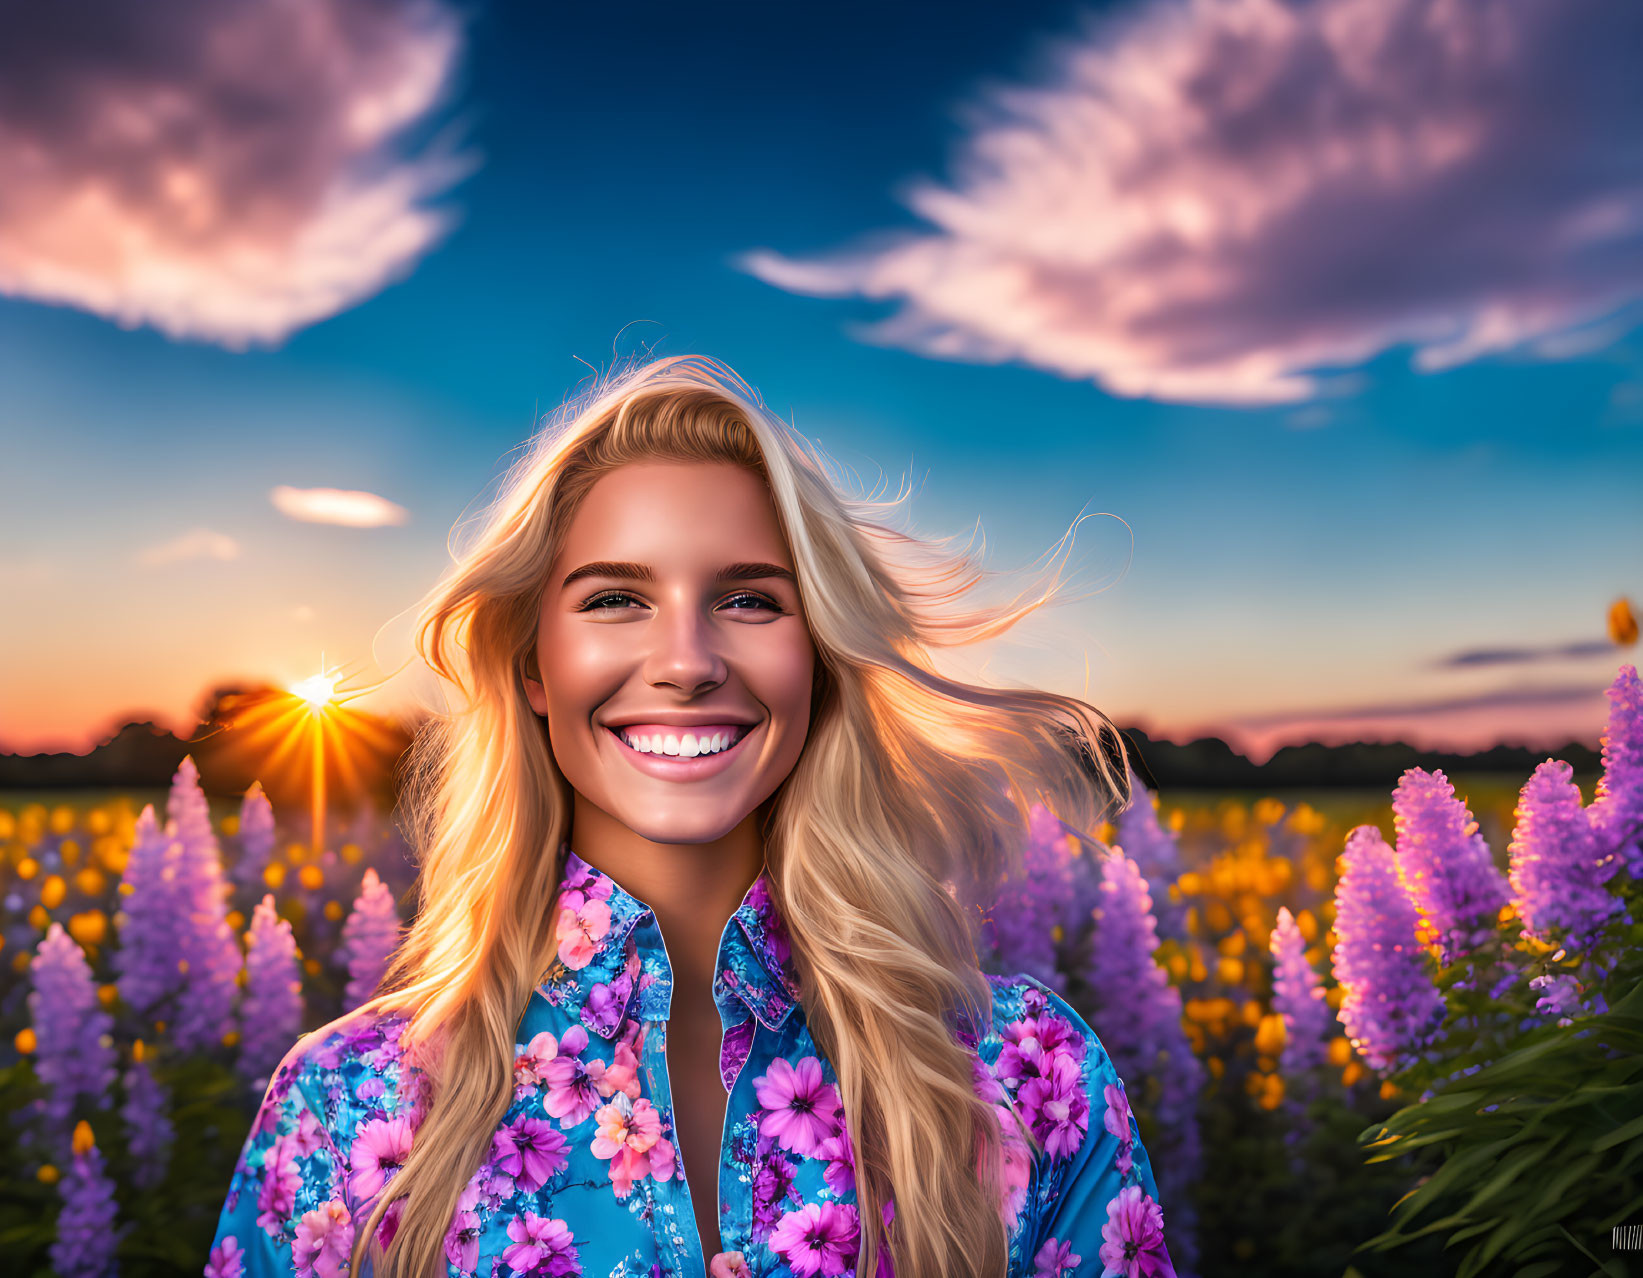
[{"xmin": 206, "ymin": 848, "xmax": 1177, "ymax": 1278}]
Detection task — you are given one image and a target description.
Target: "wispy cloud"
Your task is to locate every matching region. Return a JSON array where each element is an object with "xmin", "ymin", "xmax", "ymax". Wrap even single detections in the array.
[
  {"xmin": 0, "ymin": 0, "xmax": 474, "ymax": 349},
  {"xmin": 1438, "ymin": 640, "xmax": 1619, "ymax": 668},
  {"xmin": 135, "ymin": 527, "xmax": 240, "ymax": 567},
  {"xmin": 271, "ymin": 485, "xmax": 408, "ymax": 527},
  {"xmin": 1230, "ymin": 681, "xmax": 1606, "ymax": 730},
  {"xmin": 739, "ymin": 0, "xmax": 1643, "ymax": 406}
]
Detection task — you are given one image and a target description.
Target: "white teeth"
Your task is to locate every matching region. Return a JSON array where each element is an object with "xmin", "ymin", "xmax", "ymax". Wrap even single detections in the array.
[{"xmin": 618, "ymin": 727, "xmax": 745, "ymax": 757}]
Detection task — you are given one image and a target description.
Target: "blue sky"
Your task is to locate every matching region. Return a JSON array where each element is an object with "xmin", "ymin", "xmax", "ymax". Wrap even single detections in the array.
[{"xmin": 1, "ymin": 0, "xmax": 1639, "ymax": 760}]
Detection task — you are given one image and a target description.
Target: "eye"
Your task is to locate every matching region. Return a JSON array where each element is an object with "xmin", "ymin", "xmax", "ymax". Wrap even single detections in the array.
[
  {"xmin": 576, "ymin": 591, "xmax": 640, "ymax": 611},
  {"xmin": 722, "ymin": 591, "xmax": 784, "ymax": 613}
]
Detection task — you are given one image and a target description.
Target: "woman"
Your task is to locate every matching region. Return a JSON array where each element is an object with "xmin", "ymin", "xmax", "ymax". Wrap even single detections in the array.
[{"xmin": 206, "ymin": 355, "xmax": 1177, "ymax": 1278}]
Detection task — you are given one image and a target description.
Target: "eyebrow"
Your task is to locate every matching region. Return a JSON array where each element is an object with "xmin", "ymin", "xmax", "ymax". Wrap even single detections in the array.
[{"xmin": 559, "ymin": 560, "xmax": 797, "ymax": 590}]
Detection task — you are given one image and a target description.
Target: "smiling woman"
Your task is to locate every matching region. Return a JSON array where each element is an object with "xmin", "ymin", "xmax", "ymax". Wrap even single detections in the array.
[{"xmin": 205, "ymin": 355, "xmax": 1177, "ymax": 1278}]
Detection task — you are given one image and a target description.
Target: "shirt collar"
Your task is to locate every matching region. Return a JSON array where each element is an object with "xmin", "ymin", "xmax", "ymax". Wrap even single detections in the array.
[{"xmin": 538, "ymin": 844, "xmax": 801, "ymax": 1039}]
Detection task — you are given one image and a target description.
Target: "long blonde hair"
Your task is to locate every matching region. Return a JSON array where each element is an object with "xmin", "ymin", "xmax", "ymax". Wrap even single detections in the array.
[{"xmin": 347, "ymin": 354, "xmax": 1132, "ymax": 1278}]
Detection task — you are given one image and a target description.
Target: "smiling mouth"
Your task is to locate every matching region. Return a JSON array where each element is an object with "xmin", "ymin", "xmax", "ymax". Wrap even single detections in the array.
[{"xmin": 604, "ymin": 723, "xmax": 756, "ymax": 761}]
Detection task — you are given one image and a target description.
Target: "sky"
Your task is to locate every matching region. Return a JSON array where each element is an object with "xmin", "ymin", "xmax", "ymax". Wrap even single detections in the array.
[{"xmin": 2, "ymin": 0, "xmax": 1640, "ymax": 766}]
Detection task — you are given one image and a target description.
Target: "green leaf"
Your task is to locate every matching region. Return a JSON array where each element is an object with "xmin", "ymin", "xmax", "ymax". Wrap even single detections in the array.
[{"xmin": 1592, "ymin": 1110, "xmax": 1643, "ymax": 1153}]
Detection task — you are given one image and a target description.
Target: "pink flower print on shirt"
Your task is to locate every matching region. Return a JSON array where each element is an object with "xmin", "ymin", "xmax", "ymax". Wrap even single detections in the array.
[
  {"xmin": 493, "ymin": 1114, "xmax": 570, "ymax": 1194},
  {"xmin": 995, "ymin": 1011, "xmax": 1086, "ymax": 1092},
  {"xmin": 291, "ymin": 1106, "xmax": 331, "ymax": 1159},
  {"xmin": 590, "ymin": 1093, "xmax": 676, "ymax": 1198},
  {"xmin": 502, "ymin": 1211, "xmax": 583, "ymax": 1277},
  {"xmin": 769, "ymin": 1201, "xmax": 861, "ymax": 1278},
  {"xmin": 814, "ymin": 1124, "xmax": 855, "ymax": 1196},
  {"xmin": 445, "ymin": 1180, "xmax": 485, "ymax": 1274},
  {"xmin": 256, "ymin": 1132, "xmax": 302, "ymax": 1235},
  {"xmin": 348, "ymin": 1113, "xmax": 416, "ymax": 1200},
  {"xmin": 1032, "ymin": 1237, "xmax": 1081, "ymax": 1278},
  {"xmin": 541, "ymin": 1026, "xmax": 601, "ymax": 1127},
  {"xmin": 753, "ymin": 1056, "xmax": 842, "ymax": 1158},
  {"xmin": 555, "ymin": 896, "xmax": 612, "ymax": 970},
  {"xmin": 206, "ymin": 1235, "xmax": 246, "ymax": 1278},
  {"xmin": 292, "ymin": 1198, "xmax": 354, "ymax": 1278},
  {"xmin": 587, "ymin": 1035, "xmax": 641, "ymax": 1101},
  {"xmin": 515, "ymin": 1031, "xmax": 560, "ymax": 1097},
  {"xmin": 709, "ymin": 1252, "xmax": 752, "ymax": 1278},
  {"xmin": 1099, "ymin": 1184, "xmax": 1175, "ymax": 1278},
  {"xmin": 1105, "ymin": 1082, "xmax": 1136, "ymax": 1178},
  {"xmin": 1017, "ymin": 1051, "xmax": 1090, "ymax": 1161}
]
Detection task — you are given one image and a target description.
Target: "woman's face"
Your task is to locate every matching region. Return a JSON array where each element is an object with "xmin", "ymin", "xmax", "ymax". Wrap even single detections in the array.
[{"xmin": 524, "ymin": 460, "xmax": 817, "ymax": 845}]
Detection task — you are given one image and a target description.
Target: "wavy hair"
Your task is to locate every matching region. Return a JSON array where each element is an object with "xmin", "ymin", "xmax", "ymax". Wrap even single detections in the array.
[{"xmin": 345, "ymin": 354, "xmax": 1133, "ymax": 1278}]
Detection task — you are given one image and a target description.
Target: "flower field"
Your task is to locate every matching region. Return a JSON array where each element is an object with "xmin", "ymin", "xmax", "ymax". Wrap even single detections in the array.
[{"xmin": 2, "ymin": 666, "xmax": 1639, "ymax": 1278}]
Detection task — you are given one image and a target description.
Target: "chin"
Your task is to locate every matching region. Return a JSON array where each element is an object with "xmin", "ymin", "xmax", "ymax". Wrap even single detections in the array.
[{"xmin": 615, "ymin": 808, "xmax": 750, "ymax": 846}]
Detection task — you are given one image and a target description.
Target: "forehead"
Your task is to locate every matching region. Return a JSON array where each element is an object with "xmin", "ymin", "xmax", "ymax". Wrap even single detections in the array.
[{"xmin": 556, "ymin": 460, "xmax": 791, "ymax": 563}]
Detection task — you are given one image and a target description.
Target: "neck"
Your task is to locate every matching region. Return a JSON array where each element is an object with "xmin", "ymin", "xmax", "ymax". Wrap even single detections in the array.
[{"xmin": 566, "ymin": 797, "xmax": 765, "ymax": 998}]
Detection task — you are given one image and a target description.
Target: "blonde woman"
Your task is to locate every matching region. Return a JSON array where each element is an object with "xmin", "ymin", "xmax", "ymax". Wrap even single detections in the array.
[{"xmin": 207, "ymin": 355, "xmax": 1177, "ymax": 1278}]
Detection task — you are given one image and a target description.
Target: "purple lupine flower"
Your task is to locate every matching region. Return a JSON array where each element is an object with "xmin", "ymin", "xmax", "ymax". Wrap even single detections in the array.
[
  {"xmin": 1331, "ymin": 826, "xmax": 1447, "ymax": 1073},
  {"xmin": 1590, "ymin": 665, "xmax": 1643, "ymax": 879},
  {"xmin": 29, "ymin": 924, "xmax": 117, "ymax": 1161},
  {"xmin": 235, "ymin": 782, "xmax": 278, "ymax": 893},
  {"xmin": 983, "ymin": 803, "xmax": 1077, "ymax": 991},
  {"xmin": 1508, "ymin": 759, "xmax": 1624, "ymax": 952},
  {"xmin": 115, "ymin": 804, "xmax": 185, "ymax": 1021},
  {"xmin": 1111, "ymin": 766, "xmax": 1188, "ymax": 941},
  {"xmin": 1391, "ymin": 769, "xmax": 1511, "ymax": 965},
  {"xmin": 1082, "ymin": 845, "xmax": 1204, "ymax": 1278},
  {"xmin": 50, "ymin": 1129, "xmax": 123, "ymax": 1278},
  {"xmin": 166, "ymin": 756, "xmax": 243, "ymax": 1054},
  {"xmin": 341, "ymin": 868, "xmax": 401, "ymax": 1012},
  {"xmin": 1269, "ymin": 906, "xmax": 1335, "ymax": 1075},
  {"xmin": 240, "ymin": 894, "xmax": 304, "ymax": 1089},
  {"xmin": 121, "ymin": 1045, "xmax": 175, "ymax": 1191}
]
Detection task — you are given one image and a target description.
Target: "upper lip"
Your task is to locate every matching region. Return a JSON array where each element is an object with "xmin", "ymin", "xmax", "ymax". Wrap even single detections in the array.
[{"xmin": 602, "ymin": 712, "xmax": 761, "ymax": 729}]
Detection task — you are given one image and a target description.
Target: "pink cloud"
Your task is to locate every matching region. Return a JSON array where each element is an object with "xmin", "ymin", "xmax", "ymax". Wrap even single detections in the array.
[
  {"xmin": 271, "ymin": 485, "xmax": 408, "ymax": 527},
  {"xmin": 738, "ymin": 0, "xmax": 1643, "ymax": 405},
  {"xmin": 0, "ymin": 0, "xmax": 472, "ymax": 348},
  {"xmin": 134, "ymin": 526, "xmax": 240, "ymax": 567}
]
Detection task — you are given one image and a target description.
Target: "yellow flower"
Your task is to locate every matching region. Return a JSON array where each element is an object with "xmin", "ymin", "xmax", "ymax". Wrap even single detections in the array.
[
  {"xmin": 72, "ymin": 1121, "xmax": 95, "ymax": 1156},
  {"xmin": 40, "ymin": 875, "xmax": 67, "ymax": 909},
  {"xmin": 37, "ymin": 1164, "xmax": 59, "ymax": 1185},
  {"xmin": 324, "ymin": 900, "xmax": 345, "ymax": 921},
  {"xmin": 1216, "ymin": 957, "xmax": 1244, "ymax": 986},
  {"xmin": 74, "ymin": 867, "xmax": 106, "ymax": 897},
  {"xmin": 264, "ymin": 863, "xmax": 286, "ymax": 890},
  {"xmin": 15, "ymin": 1027, "xmax": 36, "ymax": 1054},
  {"xmin": 299, "ymin": 864, "xmax": 324, "ymax": 892},
  {"xmin": 1254, "ymin": 1013, "xmax": 1286, "ymax": 1056},
  {"xmin": 1327, "ymin": 1036, "xmax": 1352, "ymax": 1066},
  {"xmin": 68, "ymin": 911, "xmax": 107, "ymax": 946}
]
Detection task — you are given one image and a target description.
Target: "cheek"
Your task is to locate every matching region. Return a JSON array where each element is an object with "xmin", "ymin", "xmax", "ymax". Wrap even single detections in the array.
[
  {"xmin": 538, "ymin": 622, "xmax": 627, "ymax": 719},
  {"xmin": 756, "ymin": 632, "xmax": 817, "ymax": 720}
]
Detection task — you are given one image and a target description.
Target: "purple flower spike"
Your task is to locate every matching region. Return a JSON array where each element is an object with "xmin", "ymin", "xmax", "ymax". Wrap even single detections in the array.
[
  {"xmin": 50, "ymin": 1134, "xmax": 123, "ymax": 1278},
  {"xmin": 29, "ymin": 924, "xmax": 117, "ymax": 1161},
  {"xmin": 1590, "ymin": 665, "xmax": 1643, "ymax": 879},
  {"xmin": 239, "ymin": 894, "xmax": 305, "ymax": 1089},
  {"xmin": 1508, "ymin": 759, "xmax": 1624, "ymax": 952},
  {"xmin": 1269, "ymin": 907, "xmax": 1335, "ymax": 1075},
  {"xmin": 1391, "ymin": 769, "xmax": 1510, "ymax": 964},
  {"xmin": 983, "ymin": 803, "xmax": 1078, "ymax": 991},
  {"xmin": 235, "ymin": 781, "xmax": 278, "ymax": 892},
  {"xmin": 115, "ymin": 804, "xmax": 185, "ymax": 1021},
  {"xmin": 1111, "ymin": 766, "xmax": 1187, "ymax": 941},
  {"xmin": 1082, "ymin": 845, "xmax": 1204, "ymax": 1276},
  {"xmin": 1331, "ymin": 826, "xmax": 1446, "ymax": 1073},
  {"xmin": 341, "ymin": 867, "xmax": 402, "ymax": 1012},
  {"xmin": 167, "ymin": 756, "xmax": 243, "ymax": 1055},
  {"xmin": 121, "ymin": 1048, "xmax": 175, "ymax": 1191}
]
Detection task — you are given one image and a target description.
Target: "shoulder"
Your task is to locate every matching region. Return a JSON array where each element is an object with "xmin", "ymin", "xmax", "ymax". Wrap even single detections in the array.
[
  {"xmin": 974, "ymin": 975, "xmax": 1129, "ymax": 1159},
  {"xmin": 261, "ymin": 1005, "xmax": 424, "ymax": 1152}
]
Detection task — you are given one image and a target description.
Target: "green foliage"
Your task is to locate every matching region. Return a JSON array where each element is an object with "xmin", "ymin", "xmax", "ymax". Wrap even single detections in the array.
[
  {"xmin": 1353, "ymin": 973, "xmax": 1643, "ymax": 1278},
  {"xmin": 0, "ymin": 1050, "xmax": 255, "ymax": 1278}
]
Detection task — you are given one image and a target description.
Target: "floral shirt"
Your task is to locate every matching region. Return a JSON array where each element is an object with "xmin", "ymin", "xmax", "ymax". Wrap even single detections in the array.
[{"xmin": 207, "ymin": 849, "xmax": 1176, "ymax": 1278}]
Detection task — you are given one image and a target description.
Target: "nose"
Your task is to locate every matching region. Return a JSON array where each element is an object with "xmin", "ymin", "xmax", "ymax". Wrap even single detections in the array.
[{"xmin": 642, "ymin": 599, "xmax": 727, "ymax": 695}]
